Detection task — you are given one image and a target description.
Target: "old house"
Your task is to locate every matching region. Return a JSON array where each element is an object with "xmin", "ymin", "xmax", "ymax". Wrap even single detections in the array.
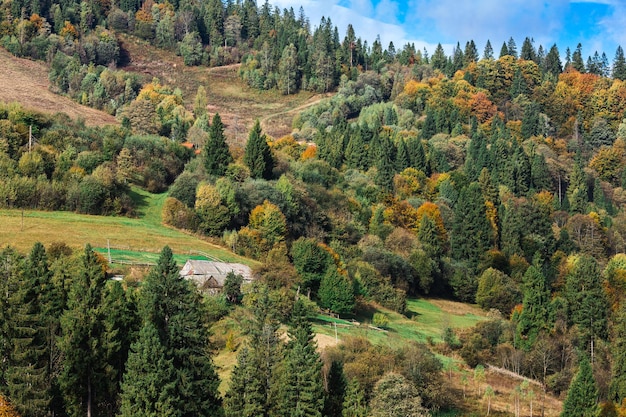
[{"xmin": 179, "ymin": 260, "xmax": 253, "ymax": 293}]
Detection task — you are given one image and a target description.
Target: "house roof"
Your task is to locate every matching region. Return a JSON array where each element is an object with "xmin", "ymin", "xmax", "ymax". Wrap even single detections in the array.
[{"xmin": 179, "ymin": 260, "xmax": 253, "ymax": 287}]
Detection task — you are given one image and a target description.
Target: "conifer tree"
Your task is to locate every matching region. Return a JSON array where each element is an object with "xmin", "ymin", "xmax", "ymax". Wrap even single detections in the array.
[
  {"xmin": 567, "ymin": 161, "xmax": 588, "ymax": 214},
  {"xmin": 451, "ymin": 183, "xmax": 493, "ymax": 272},
  {"xmin": 483, "ymin": 40, "xmax": 494, "ymax": 60},
  {"xmin": 516, "ymin": 260, "xmax": 551, "ymax": 350},
  {"xmin": 342, "ymin": 379, "xmax": 367, "ymax": 417},
  {"xmin": 395, "ymin": 138, "xmax": 409, "ymax": 172},
  {"xmin": 119, "ymin": 323, "xmax": 177, "ymax": 417},
  {"xmin": 224, "ymin": 344, "xmax": 266, "ymax": 417},
  {"xmin": 407, "ymin": 136, "xmax": 428, "ymax": 175},
  {"xmin": 521, "ymin": 37, "xmax": 536, "ymax": 61},
  {"xmin": 464, "ymin": 40, "xmax": 478, "ymax": 64},
  {"xmin": 530, "ymin": 153, "xmax": 552, "ymax": 192},
  {"xmin": 5, "ymin": 243, "xmax": 51, "ymax": 417},
  {"xmin": 572, "ymin": 43, "xmax": 585, "ymax": 72},
  {"xmin": 375, "ymin": 134, "xmax": 396, "ymax": 192},
  {"xmin": 58, "ymin": 244, "xmax": 111, "ymax": 417},
  {"xmin": 610, "ymin": 302, "xmax": 626, "ymax": 403},
  {"xmin": 561, "ymin": 357, "xmax": 598, "ymax": 417},
  {"xmin": 203, "ymin": 112, "xmax": 233, "ymax": 176},
  {"xmin": 139, "ymin": 246, "xmax": 222, "ymax": 416},
  {"xmin": 318, "ymin": 267, "xmax": 355, "ymax": 314},
  {"xmin": 565, "ymin": 255, "xmax": 609, "ymax": 351},
  {"xmin": 274, "ymin": 300, "xmax": 325, "ymax": 417},
  {"xmin": 345, "ymin": 126, "xmax": 368, "ymax": 170},
  {"xmin": 244, "ymin": 119, "xmax": 274, "ymax": 179},
  {"xmin": 499, "ymin": 42, "xmax": 509, "ymax": 58},
  {"xmin": 507, "ymin": 37, "xmax": 518, "ymax": 58},
  {"xmin": 324, "ymin": 360, "xmax": 347, "ymax": 417},
  {"xmin": 613, "ymin": 46, "xmax": 626, "ymax": 80}
]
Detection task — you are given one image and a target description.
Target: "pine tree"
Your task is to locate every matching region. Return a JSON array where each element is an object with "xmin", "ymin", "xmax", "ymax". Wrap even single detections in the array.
[
  {"xmin": 203, "ymin": 113, "xmax": 233, "ymax": 176},
  {"xmin": 5, "ymin": 243, "xmax": 51, "ymax": 417},
  {"xmin": 564, "ymin": 255, "xmax": 609, "ymax": 350},
  {"xmin": 244, "ymin": 119, "xmax": 274, "ymax": 179},
  {"xmin": 520, "ymin": 37, "xmax": 536, "ymax": 61},
  {"xmin": 464, "ymin": 40, "xmax": 478, "ymax": 64},
  {"xmin": 610, "ymin": 303, "xmax": 626, "ymax": 403},
  {"xmin": 224, "ymin": 345, "xmax": 266, "ymax": 417},
  {"xmin": 561, "ymin": 357, "xmax": 598, "ymax": 417},
  {"xmin": 567, "ymin": 161, "xmax": 588, "ymax": 214},
  {"xmin": 395, "ymin": 138, "xmax": 409, "ymax": 172},
  {"xmin": 139, "ymin": 246, "xmax": 222, "ymax": 416},
  {"xmin": 507, "ymin": 37, "xmax": 518, "ymax": 58},
  {"xmin": 375, "ymin": 134, "xmax": 396, "ymax": 192},
  {"xmin": 318, "ymin": 267, "xmax": 355, "ymax": 314},
  {"xmin": 324, "ymin": 360, "xmax": 347, "ymax": 417},
  {"xmin": 499, "ymin": 42, "xmax": 509, "ymax": 58},
  {"xmin": 544, "ymin": 44, "xmax": 563, "ymax": 76},
  {"xmin": 572, "ymin": 43, "xmax": 585, "ymax": 72},
  {"xmin": 516, "ymin": 261, "xmax": 551, "ymax": 350},
  {"xmin": 613, "ymin": 46, "xmax": 626, "ymax": 80},
  {"xmin": 483, "ymin": 40, "xmax": 494, "ymax": 60},
  {"xmin": 274, "ymin": 300, "xmax": 325, "ymax": 417},
  {"xmin": 119, "ymin": 323, "xmax": 177, "ymax": 417},
  {"xmin": 58, "ymin": 244, "xmax": 110, "ymax": 417},
  {"xmin": 451, "ymin": 183, "xmax": 493, "ymax": 272},
  {"xmin": 344, "ymin": 126, "xmax": 368, "ymax": 170},
  {"xmin": 342, "ymin": 379, "xmax": 367, "ymax": 417}
]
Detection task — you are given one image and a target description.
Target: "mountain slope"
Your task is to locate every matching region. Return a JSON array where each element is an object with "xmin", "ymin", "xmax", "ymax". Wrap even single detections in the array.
[{"xmin": 0, "ymin": 47, "xmax": 117, "ymax": 126}]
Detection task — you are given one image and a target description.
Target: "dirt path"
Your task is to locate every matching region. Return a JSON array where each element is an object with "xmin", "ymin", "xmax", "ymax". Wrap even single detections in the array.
[{"xmin": 0, "ymin": 48, "xmax": 117, "ymax": 126}]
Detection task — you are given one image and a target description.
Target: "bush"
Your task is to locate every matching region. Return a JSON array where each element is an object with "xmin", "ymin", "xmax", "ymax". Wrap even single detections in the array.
[{"xmin": 372, "ymin": 312, "xmax": 389, "ymax": 328}]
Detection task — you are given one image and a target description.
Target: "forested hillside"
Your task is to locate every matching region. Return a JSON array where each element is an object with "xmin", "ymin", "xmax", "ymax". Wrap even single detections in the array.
[{"xmin": 4, "ymin": 0, "xmax": 626, "ymax": 415}]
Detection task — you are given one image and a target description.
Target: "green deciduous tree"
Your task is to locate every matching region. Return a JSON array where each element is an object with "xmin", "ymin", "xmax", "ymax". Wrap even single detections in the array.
[{"xmin": 369, "ymin": 372, "xmax": 429, "ymax": 417}]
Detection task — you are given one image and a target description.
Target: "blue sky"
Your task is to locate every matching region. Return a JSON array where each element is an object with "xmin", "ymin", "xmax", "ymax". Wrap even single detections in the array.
[{"xmin": 267, "ymin": 0, "xmax": 625, "ymax": 60}]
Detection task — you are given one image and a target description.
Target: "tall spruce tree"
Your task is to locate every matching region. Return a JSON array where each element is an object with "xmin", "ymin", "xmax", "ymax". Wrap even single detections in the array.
[
  {"xmin": 324, "ymin": 360, "xmax": 347, "ymax": 417},
  {"xmin": 244, "ymin": 119, "xmax": 274, "ymax": 179},
  {"xmin": 203, "ymin": 113, "xmax": 233, "ymax": 176},
  {"xmin": 342, "ymin": 379, "xmax": 367, "ymax": 417},
  {"xmin": 610, "ymin": 302, "xmax": 626, "ymax": 403},
  {"xmin": 274, "ymin": 300, "xmax": 325, "ymax": 417},
  {"xmin": 139, "ymin": 246, "xmax": 222, "ymax": 416},
  {"xmin": 561, "ymin": 357, "xmax": 598, "ymax": 417},
  {"xmin": 516, "ymin": 260, "xmax": 551, "ymax": 350},
  {"xmin": 567, "ymin": 161, "xmax": 588, "ymax": 214},
  {"xmin": 119, "ymin": 323, "xmax": 177, "ymax": 417},
  {"xmin": 613, "ymin": 46, "xmax": 626, "ymax": 80},
  {"xmin": 58, "ymin": 244, "xmax": 111, "ymax": 417},
  {"xmin": 451, "ymin": 183, "xmax": 493, "ymax": 272},
  {"xmin": 5, "ymin": 243, "xmax": 51, "ymax": 417}
]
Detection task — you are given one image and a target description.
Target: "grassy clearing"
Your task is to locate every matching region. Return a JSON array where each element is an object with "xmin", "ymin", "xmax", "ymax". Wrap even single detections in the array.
[
  {"xmin": 0, "ymin": 187, "xmax": 254, "ymax": 265},
  {"xmin": 118, "ymin": 34, "xmax": 325, "ymax": 140},
  {"xmin": 311, "ymin": 298, "xmax": 488, "ymax": 349},
  {"xmin": 0, "ymin": 48, "xmax": 117, "ymax": 126}
]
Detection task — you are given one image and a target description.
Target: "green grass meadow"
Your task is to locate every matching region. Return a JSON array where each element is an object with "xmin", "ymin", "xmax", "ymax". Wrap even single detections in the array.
[{"xmin": 0, "ymin": 187, "xmax": 254, "ymax": 266}]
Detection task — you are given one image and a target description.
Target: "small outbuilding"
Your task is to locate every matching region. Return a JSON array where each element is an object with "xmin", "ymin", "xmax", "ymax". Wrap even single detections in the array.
[{"xmin": 179, "ymin": 260, "xmax": 253, "ymax": 293}]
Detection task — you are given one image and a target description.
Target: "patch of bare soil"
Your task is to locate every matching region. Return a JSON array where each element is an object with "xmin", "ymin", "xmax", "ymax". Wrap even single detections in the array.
[{"xmin": 0, "ymin": 48, "xmax": 117, "ymax": 126}]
